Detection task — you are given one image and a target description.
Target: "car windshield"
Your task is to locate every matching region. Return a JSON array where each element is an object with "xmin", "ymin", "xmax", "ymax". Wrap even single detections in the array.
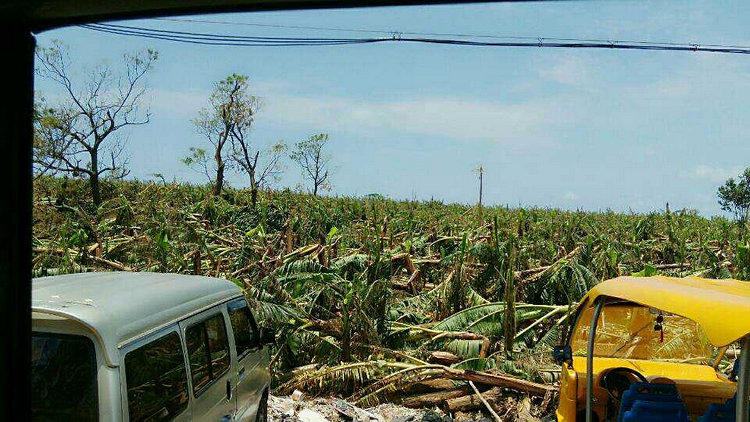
[
  {"xmin": 31, "ymin": 332, "xmax": 98, "ymax": 421},
  {"xmin": 570, "ymin": 302, "xmax": 718, "ymax": 365}
]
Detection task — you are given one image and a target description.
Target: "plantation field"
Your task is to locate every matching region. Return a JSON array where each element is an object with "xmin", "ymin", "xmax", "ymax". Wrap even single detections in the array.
[{"xmin": 32, "ymin": 177, "xmax": 749, "ymax": 416}]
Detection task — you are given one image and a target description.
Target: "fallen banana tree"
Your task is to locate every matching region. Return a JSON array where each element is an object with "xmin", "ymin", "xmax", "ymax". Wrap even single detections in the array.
[{"xmin": 277, "ymin": 359, "xmax": 555, "ymax": 409}]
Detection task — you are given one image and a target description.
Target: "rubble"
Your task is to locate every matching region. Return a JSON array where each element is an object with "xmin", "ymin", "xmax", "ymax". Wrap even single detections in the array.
[{"xmin": 268, "ymin": 394, "xmax": 535, "ymax": 422}]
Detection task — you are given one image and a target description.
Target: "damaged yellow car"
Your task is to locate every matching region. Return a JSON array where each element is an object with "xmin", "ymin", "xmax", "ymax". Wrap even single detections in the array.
[{"xmin": 553, "ymin": 276, "xmax": 749, "ymax": 422}]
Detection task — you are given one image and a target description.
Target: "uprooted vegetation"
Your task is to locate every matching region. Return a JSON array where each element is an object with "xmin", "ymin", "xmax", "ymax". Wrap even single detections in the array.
[{"xmin": 32, "ymin": 177, "xmax": 750, "ymax": 417}]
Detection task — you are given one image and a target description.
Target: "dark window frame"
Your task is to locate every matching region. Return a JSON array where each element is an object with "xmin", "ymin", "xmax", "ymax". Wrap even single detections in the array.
[
  {"xmin": 122, "ymin": 329, "xmax": 190, "ymax": 422},
  {"xmin": 31, "ymin": 331, "xmax": 99, "ymax": 422},
  {"xmin": 185, "ymin": 311, "xmax": 231, "ymax": 398},
  {"xmin": 227, "ymin": 298, "xmax": 261, "ymax": 360}
]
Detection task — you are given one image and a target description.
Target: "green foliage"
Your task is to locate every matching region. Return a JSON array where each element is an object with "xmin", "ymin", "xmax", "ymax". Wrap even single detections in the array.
[
  {"xmin": 32, "ymin": 176, "xmax": 750, "ymax": 402},
  {"xmin": 717, "ymin": 168, "xmax": 750, "ymax": 222},
  {"xmin": 632, "ymin": 263, "xmax": 658, "ymax": 277},
  {"xmin": 735, "ymin": 243, "xmax": 750, "ymax": 280}
]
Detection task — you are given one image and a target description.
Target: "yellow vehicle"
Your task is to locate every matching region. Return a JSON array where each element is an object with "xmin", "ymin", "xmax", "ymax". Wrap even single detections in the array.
[{"xmin": 553, "ymin": 276, "xmax": 750, "ymax": 422}]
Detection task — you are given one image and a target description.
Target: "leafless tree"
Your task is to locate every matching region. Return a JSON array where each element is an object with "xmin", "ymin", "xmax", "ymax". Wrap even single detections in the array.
[
  {"xmin": 290, "ymin": 133, "xmax": 333, "ymax": 196},
  {"xmin": 34, "ymin": 41, "xmax": 157, "ymax": 205},
  {"xmin": 232, "ymin": 139, "xmax": 286, "ymax": 207},
  {"xmin": 190, "ymin": 77, "xmax": 240, "ymax": 195},
  {"xmin": 188, "ymin": 74, "xmax": 285, "ymax": 203}
]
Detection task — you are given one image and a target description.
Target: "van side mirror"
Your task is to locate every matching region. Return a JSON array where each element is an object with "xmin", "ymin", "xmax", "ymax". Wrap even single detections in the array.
[
  {"xmin": 260, "ymin": 327, "xmax": 276, "ymax": 346},
  {"xmin": 553, "ymin": 345, "xmax": 572, "ymax": 364}
]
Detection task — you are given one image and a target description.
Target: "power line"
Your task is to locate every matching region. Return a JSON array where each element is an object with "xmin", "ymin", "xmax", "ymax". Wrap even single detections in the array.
[
  {"xmin": 155, "ymin": 16, "xmax": 750, "ymax": 50},
  {"xmin": 79, "ymin": 23, "xmax": 378, "ymax": 46},
  {"xmin": 78, "ymin": 22, "xmax": 750, "ymax": 54},
  {"xmin": 155, "ymin": 17, "xmax": 394, "ymax": 36},
  {"xmin": 80, "ymin": 23, "xmax": 377, "ymax": 46}
]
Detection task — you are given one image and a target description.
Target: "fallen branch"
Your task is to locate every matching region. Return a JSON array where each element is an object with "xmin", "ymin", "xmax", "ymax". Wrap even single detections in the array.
[
  {"xmin": 521, "ymin": 246, "xmax": 582, "ymax": 284},
  {"xmin": 469, "ymin": 381, "xmax": 502, "ymax": 422},
  {"xmin": 90, "ymin": 255, "xmax": 131, "ymax": 271},
  {"xmin": 428, "ymin": 351, "xmax": 461, "ymax": 366},
  {"xmin": 33, "ymin": 247, "xmax": 131, "ymax": 271},
  {"xmin": 652, "ymin": 262, "xmax": 690, "ymax": 270},
  {"xmin": 442, "ymin": 368, "xmax": 554, "ymax": 397},
  {"xmin": 446, "ymin": 387, "xmax": 504, "ymax": 412}
]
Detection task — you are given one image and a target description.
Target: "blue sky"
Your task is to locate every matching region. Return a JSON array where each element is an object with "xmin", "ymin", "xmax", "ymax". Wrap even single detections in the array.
[{"xmin": 34, "ymin": 1, "xmax": 750, "ymax": 216}]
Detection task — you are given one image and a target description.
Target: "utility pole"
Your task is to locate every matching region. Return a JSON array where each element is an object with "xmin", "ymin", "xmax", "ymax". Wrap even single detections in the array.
[
  {"xmin": 477, "ymin": 165, "xmax": 484, "ymax": 207},
  {"xmin": 475, "ymin": 165, "xmax": 484, "ymax": 224}
]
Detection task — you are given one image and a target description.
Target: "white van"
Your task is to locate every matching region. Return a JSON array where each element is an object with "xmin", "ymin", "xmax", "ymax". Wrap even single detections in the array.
[{"xmin": 31, "ymin": 272, "xmax": 273, "ymax": 421}]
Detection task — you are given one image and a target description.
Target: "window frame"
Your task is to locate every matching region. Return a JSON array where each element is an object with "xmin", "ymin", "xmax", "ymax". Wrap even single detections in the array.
[
  {"xmin": 227, "ymin": 298, "xmax": 261, "ymax": 361},
  {"xmin": 183, "ymin": 310, "xmax": 232, "ymax": 398},
  {"xmin": 31, "ymin": 331, "xmax": 100, "ymax": 421},
  {"xmin": 119, "ymin": 324, "xmax": 190, "ymax": 422}
]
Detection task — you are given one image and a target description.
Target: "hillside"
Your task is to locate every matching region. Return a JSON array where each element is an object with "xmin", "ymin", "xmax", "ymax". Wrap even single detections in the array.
[{"xmin": 31, "ymin": 177, "xmax": 749, "ymax": 416}]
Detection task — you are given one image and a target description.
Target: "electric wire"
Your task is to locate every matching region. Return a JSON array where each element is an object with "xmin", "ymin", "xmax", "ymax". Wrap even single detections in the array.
[
  {"xmin": 154, "ymin": 16, "xmax": 750, "ymax": 50},
  {"xmin": 78, "ymin": 22, "xmax": 750, "ymax": 54}
]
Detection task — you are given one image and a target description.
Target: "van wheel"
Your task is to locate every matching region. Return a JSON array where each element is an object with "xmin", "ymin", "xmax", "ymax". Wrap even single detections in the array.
[{"xmin": 256, "ymin": 390, "xmax": 268, "ymax": 422}]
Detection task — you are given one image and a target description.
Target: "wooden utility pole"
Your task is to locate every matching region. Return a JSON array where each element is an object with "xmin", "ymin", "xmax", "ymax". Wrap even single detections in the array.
[
  {"xmin": 475, "ymin": 165, "xmax": 484, "ymax": 224},
  {"xmin": 478, "ymin": 165, "xmax": 484, "ymax": 207}
]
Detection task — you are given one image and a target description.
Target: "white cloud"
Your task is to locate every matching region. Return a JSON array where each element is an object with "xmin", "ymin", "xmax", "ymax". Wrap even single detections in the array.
[
  {"xmin": 564, "ymin": 192, "xmax": 580, "ymax": 201},
  {"xmin": 262, "ymin": 93, "xmax": 570, "ymax": 143},
  {"xmin": 538, "ymin": 56, "xmax": 591, "ymax": 86},
  {"xmin": 147, "ymin": 80, "xmax": 311, "ymax": 119},
  {"xmin": 690, "ymin": 165, "xmax": 743, "ymax": 182}
]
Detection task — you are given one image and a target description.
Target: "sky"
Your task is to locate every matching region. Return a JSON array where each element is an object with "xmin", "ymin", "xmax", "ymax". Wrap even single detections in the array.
[{"xmin": 34, "ymin": 1, "xmax": 750, "ymax": 216}]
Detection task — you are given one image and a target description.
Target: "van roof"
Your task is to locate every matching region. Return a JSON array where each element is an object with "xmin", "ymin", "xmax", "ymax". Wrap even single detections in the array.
[
  {"xmin": 583, "ymin": 275, "xmax": 750, "ymax": 347},
  {"xmin": 32, "ymin": 272, "xmax": 243, "ymax": 366}
]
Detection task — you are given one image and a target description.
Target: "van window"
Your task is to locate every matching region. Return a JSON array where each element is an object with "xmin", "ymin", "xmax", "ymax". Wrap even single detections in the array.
[
  {"xmin": 124, "ymin": 331, "xmax": 189, "ymax": 422},
  {"xmin": 185, "ymin": 313, "xmax": 230, "ymax": 395},
  {"xmin": 228, "ymin": 299, "xmax": 259, "ymax": 358},
  {"xmin": 570, "ymin": 303, "xmax": 716, "ymax": 365},
  {"xmin": 32, "ymin": 332, "xmax": 98, "ymax": 421}
]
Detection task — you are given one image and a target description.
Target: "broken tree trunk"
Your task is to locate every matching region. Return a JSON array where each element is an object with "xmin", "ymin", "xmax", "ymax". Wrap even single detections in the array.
[
  {"xmin": 407, "ymin": 269, "xmax": 423, "ymax": 293},
  {"xmin": 446, "ymin": 387, "xmax": 506, "ymax": 412},
  {"xmin": 404, "ymin": 379, "xmax": 458, "ymax": 394},
  {"xmin": 90, "ymin": 255, "xmax": 131, "ymax": 271},
  {"xmin": 184, "ymin": 250, "xmax": 201, "ymax": 275},
  {"xmin": 401, "ymin": 387, "xmax": 472, "ymax": 408},
  {"xmin": 442, "ymin": 369, "xmax": 554, "ymax": 397},
  {"xmin": 428, "ymin": 351, "xmax": 461, "ymax": 366},
  {"xmin": 469, "ymin": 381, "xmax": 502, "ymax": 422}
]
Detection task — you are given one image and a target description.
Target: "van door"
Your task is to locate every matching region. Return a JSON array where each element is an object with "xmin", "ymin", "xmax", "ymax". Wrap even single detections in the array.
[
  {"xmin": 226, "ymin": 298, "xmax": 270, "ymax": 421},
  {"xmin": 180, "ymin": 306, "xmax": 235, "ymax": 421},
  {"xmin": 120, "ymin": 325, "xmax": 192, "ymax": 422}
]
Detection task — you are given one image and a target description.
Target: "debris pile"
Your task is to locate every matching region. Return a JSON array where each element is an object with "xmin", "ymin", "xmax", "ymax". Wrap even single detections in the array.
[{"xmin": 269, "ymin": 390, "xmax": 546, "ymax": 422}]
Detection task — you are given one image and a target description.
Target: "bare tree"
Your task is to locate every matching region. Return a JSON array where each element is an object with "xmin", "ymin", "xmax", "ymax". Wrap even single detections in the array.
[
  {"xmin": 34, "ymin": 41, "xmax": 157, "ymax": 205},
  {"xmin": 290, "ymin": 133, "xmax": 333, "ymax": 196},
  {"xmin": 232, "ymin": 139, "xmax": 286, "ymax": 207},
  {"xmin": 189, "ymin": 75, "xmax": 246, "ymax": 196},
  {"xmin": 188, "ymin": 74, "xmax": 285, "ymax": 202}
]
